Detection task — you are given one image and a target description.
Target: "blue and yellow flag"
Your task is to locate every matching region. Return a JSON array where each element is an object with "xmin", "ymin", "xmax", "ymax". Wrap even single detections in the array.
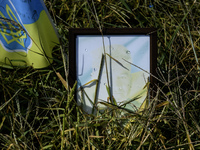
[{"xmin": 0, "ymin": 0, "xmax": 59, "ymax": 68}]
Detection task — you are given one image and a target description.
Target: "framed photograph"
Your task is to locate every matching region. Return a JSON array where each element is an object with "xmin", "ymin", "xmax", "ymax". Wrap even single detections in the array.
[{"xmin": 69, "ymin": 28, "xmax": 157, "ymax": 114}]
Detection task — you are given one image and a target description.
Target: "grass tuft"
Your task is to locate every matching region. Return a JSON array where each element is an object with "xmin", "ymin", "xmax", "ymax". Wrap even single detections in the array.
[{"xmin": 0, "ymin": 0, "xmax": 200, "ymax": 149}]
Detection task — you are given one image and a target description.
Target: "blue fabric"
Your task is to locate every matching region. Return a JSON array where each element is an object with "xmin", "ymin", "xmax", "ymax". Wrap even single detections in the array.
[
  {"xmin": 11, "ymin": 0, "xmax": 45, "ymax": 24},
  {"xmin": 0, "ymin": 0, "xmax": 32, "ymax": 52}
]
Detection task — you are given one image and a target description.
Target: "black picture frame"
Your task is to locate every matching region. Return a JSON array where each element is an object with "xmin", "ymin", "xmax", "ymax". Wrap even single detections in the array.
[{"xmin": 69, "ymin": 28, "xmax": 157, "ymax": 114}]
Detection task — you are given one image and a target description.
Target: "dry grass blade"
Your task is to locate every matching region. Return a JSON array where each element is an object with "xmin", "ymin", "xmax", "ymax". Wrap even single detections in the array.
[
  {"xmin": 106, "ymin": 53, "xmax": 129, "ymax": 70},
  {"xmin": 0, "ymin": 89, "xmax": 21, "ymax": 111},
  {"xmin": 56, "ymin": 72, "xmax": 70, "ymax": 90},
  {"xmin": 93, "ymin": 54, "xmax": 104, "ymax": 113}
]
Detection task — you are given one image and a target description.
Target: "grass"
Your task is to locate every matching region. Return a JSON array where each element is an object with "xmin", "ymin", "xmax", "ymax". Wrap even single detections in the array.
[{"xmin": 0, "ymin": 0, "xmax": 200, "ymax": 149}]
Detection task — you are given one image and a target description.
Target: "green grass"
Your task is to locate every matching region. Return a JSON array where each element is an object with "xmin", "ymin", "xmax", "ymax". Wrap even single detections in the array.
[{"xmin": 0, "ymin": 0, "xmax": 200, "ymax": 149}]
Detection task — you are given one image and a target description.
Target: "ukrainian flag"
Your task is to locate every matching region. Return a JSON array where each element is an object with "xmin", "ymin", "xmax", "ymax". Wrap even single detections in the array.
[{"xmin": 0, "ymin": 0, "xmax": 59, "ymax": 68}]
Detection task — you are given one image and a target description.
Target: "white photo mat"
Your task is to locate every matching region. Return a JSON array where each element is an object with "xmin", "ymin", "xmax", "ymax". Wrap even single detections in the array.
[{"xmin": 76, "ymin": 35, "xmax": 150, "ymax": 114}]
